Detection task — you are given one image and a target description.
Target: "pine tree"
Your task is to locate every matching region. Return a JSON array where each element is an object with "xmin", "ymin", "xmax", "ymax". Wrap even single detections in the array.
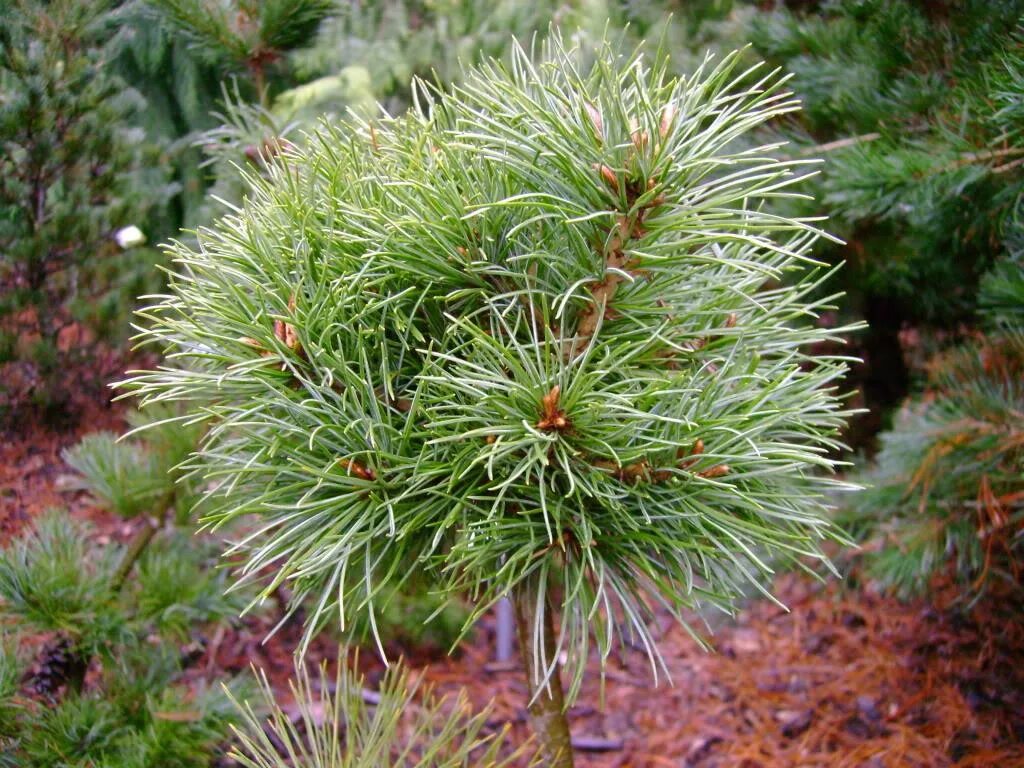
[
  {"xmin": 290, "ymin": 0, "xmax": 736, "ymax": 117},
  {"xmin": 0, "ymin": 513, "xmax": 244, "ymax": 767},
  {"xmin": 123, "ymin": 38, "xmax": 858, "ymax": 764},
  {"xmin": 291, "ymin": 0, "xmax": 602, "ymax": 115},
  {"xmin": 744, "ymin": 0, "xmax": 1024, "ymax": 407},
  {"xmin": 741, "ymin": 1, "xmax": 1024, "ymax": 604},
  {"xmin": 112, "ymin": 3, "xmax": 226, "ymax": 230},
  {"xmin": 0, "ymin": 403, "xmax": 251, "ymax": 765},
  {"xmin": 841, "ymin": 240, "xmax": 1024, "ymax": 602},
  {"xmin": 144, "ymin": 0, "xmax": 338, "ymax": 108},
  {"xmin": 63, "ymin": 403, "xmax": 206, "ymax": 525},
  {"xmin": 0, "ymin": 0, "xmax": 172, "ymax": 421},
  {"xmin": 131, "ymin": 0, "xmax": 343, "ymax": 232},
  {"xmin": 747, "ymin": 0, "xmax": 1023, "ymax": 301}
]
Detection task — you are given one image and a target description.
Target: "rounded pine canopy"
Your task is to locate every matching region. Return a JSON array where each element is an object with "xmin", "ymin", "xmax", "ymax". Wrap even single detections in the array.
[{"xmin": 125, "ymin": 37, "xmax": 858, "ymax": 696}]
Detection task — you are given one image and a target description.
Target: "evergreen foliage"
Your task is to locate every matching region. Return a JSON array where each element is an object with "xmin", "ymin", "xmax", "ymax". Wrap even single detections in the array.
[
  {"xmin": 842, "ymin": 248, "xmax": 1024, "ymax": 601},
  {"xmin": 292, "ymin": 0, "xmax": 599, "ymax": 114},
  {"xmin": 112, "ymin": 2, "xmax": 226, "ymax": 230},
  {"xmin": 229, "ymin": 655, "xmax": 533, "ymax": 767},
  {"xmin": 144, "ymin": 0, "xmax": 338, "ymax": 106},
  {"xmin": 63, "ymin": 405, "xmax": 205, "ymax": 522},
  {"xmin": 0, "ymin": 514, "xmax": 119, "ymax": 643},
  {"xmin": 760, "ymin": 2, "xmax": 1024, "ymax": 605},
  {"xmin": 0, "ymin": 513, "xmax": 243, "ymax": 767},
  {"xmin": 747, "ymin": 0, "xmax": 1024, "ymax": 324},
  {"xmin": 123, "ymin": 36, "xmax": 857, "ymax": 762},
  {"xmin": 0, "ymin": 406, "xmax": 248, "ymax": 764},
  {"xmin": 4, "ymin": 0, "xmax": 1019, "ymax": 762},
  {"xmin": 979, "ymin": 242, "xmax": 1024, "ymax": 324},
  {"xmin": 131, "ymin": 0, "xmax": 345, "ymax": 231},
  {"xmin": 190, "ymin": 85, "xmax": 299, "ymax": 225},
  {"xmin": 0, "ymin": 0, "xmax": 172, "ymax": 420},
  {"xmin": 290, "ymin": 0, "xmax": 735, "ymax": 116}
]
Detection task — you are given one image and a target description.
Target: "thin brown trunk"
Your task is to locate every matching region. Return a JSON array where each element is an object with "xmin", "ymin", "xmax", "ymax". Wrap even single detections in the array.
[
  {"xmin": 110, "ymin": 517, "xmax": 159, "ymax": 593},
  {"xmin": 62, "ymin": 501, "xmax": 169, "ymax": 697},
  {"xmin": 511, "ymin": 585, "xmax": 574, "ymax": 768},
  {"xmin": 111, "ymin": 494, "xmax": 171, "ymax": 593}
]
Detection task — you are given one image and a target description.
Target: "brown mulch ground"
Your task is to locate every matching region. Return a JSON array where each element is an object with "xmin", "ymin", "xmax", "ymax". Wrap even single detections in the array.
[
  {"xmin": 2, "ymin": 395, "xmax": 1023, "ymax": 768},
  {"xmin": 427, "ymin": 577, "xmax": 1024, "ymax": 767},
  {"xmin": 0, "ymin": 396, "xmax": 125, "ymax": 541}
]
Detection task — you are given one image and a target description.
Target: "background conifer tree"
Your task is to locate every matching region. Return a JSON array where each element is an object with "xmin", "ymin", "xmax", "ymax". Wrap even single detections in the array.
[
  {"xmin": 0, "ymin": 0, "xmax": 172, "ymax": 422},
  {"xmin": 842, "ymin": 236, "xmax": 1024, "ymax": 601},
  {"xmin": 144, "ymin": 0, "xmax": 338, "ymax": 107},
  {"xmin": 738, "ymin": 1, "xmax": 1024, "ymax": 602},
  {"xmin": 742, "ymin": 0, "xmax": 1024, "ymax": 439}
]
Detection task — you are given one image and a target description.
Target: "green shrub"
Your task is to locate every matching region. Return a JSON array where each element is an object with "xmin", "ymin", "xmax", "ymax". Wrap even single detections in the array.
[
  {"xmin": 144, "ymin": 0, "xmax": 337, "ymax": 107},
  {"xmin": 0, "ymin": 513, "xmax": 244, "ymax": 767},
  {"xmin": 63, "ymin": 432, "xmax": 167, "ymax": 519},
  {"xmin": 0, "ymin": 513, "xmax": 120, "ymax": 643},
  {"xmin": 123, "ymin": 36, "xmax": 858, "ymax": 763}
]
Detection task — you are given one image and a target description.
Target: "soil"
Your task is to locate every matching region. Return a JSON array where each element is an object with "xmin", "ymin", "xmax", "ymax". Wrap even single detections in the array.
[{"xmin": 2, "ymin": 392, "xmax": 1023, "ymax": 768}]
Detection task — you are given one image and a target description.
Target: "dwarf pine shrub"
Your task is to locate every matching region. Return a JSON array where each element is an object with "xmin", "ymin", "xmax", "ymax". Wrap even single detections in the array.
[
  {"xmin": 124, "ymin": 38, "xmax": 858, "ymax": 764},
  {"xmin": 0, "ymin": 513, "xmax": 243, "ymax": 767}
]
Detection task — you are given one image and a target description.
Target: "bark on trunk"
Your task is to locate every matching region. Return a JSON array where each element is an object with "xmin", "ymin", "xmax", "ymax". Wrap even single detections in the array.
[{"xmin": 511, "ymin": 585, "xmax": 574, "ymax": 767}]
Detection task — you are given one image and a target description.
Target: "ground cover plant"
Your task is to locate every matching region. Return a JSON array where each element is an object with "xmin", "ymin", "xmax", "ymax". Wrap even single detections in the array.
[
  {"xmin": 123, "ymin": 35, "xmax": 859, "ymax": 764},
  {"xmin": 0, "ymin": 404, "xmax": 253, "ymax": 766}
]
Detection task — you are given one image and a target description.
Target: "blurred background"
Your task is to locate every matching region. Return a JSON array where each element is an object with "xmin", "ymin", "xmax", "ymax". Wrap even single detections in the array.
[{"xmin": 1, "ymin": 1, "xmax": 1021, "ymax": 766}]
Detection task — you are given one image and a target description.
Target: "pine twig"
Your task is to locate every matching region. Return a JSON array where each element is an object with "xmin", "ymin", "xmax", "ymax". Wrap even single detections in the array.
[{"xmin": 798, "ymin": 132, "xmax": 882, "ymax": 156}]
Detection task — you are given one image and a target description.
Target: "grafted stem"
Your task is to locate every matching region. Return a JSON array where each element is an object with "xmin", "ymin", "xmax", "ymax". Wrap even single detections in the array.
[{"xmin": 511, "ymin": 584, "xmax": 574, "ymax": 768}]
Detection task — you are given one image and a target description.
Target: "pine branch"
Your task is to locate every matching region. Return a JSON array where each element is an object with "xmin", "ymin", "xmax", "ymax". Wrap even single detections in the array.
[{"xmin": 228, "ymin": 653, "xmax": 531, "ymax": 767}]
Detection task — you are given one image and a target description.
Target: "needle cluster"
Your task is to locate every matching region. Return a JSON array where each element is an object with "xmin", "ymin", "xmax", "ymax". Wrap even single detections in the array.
[{"xmin": 124, "ymin": 37, "xmax": 858, "ymax": 696}]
